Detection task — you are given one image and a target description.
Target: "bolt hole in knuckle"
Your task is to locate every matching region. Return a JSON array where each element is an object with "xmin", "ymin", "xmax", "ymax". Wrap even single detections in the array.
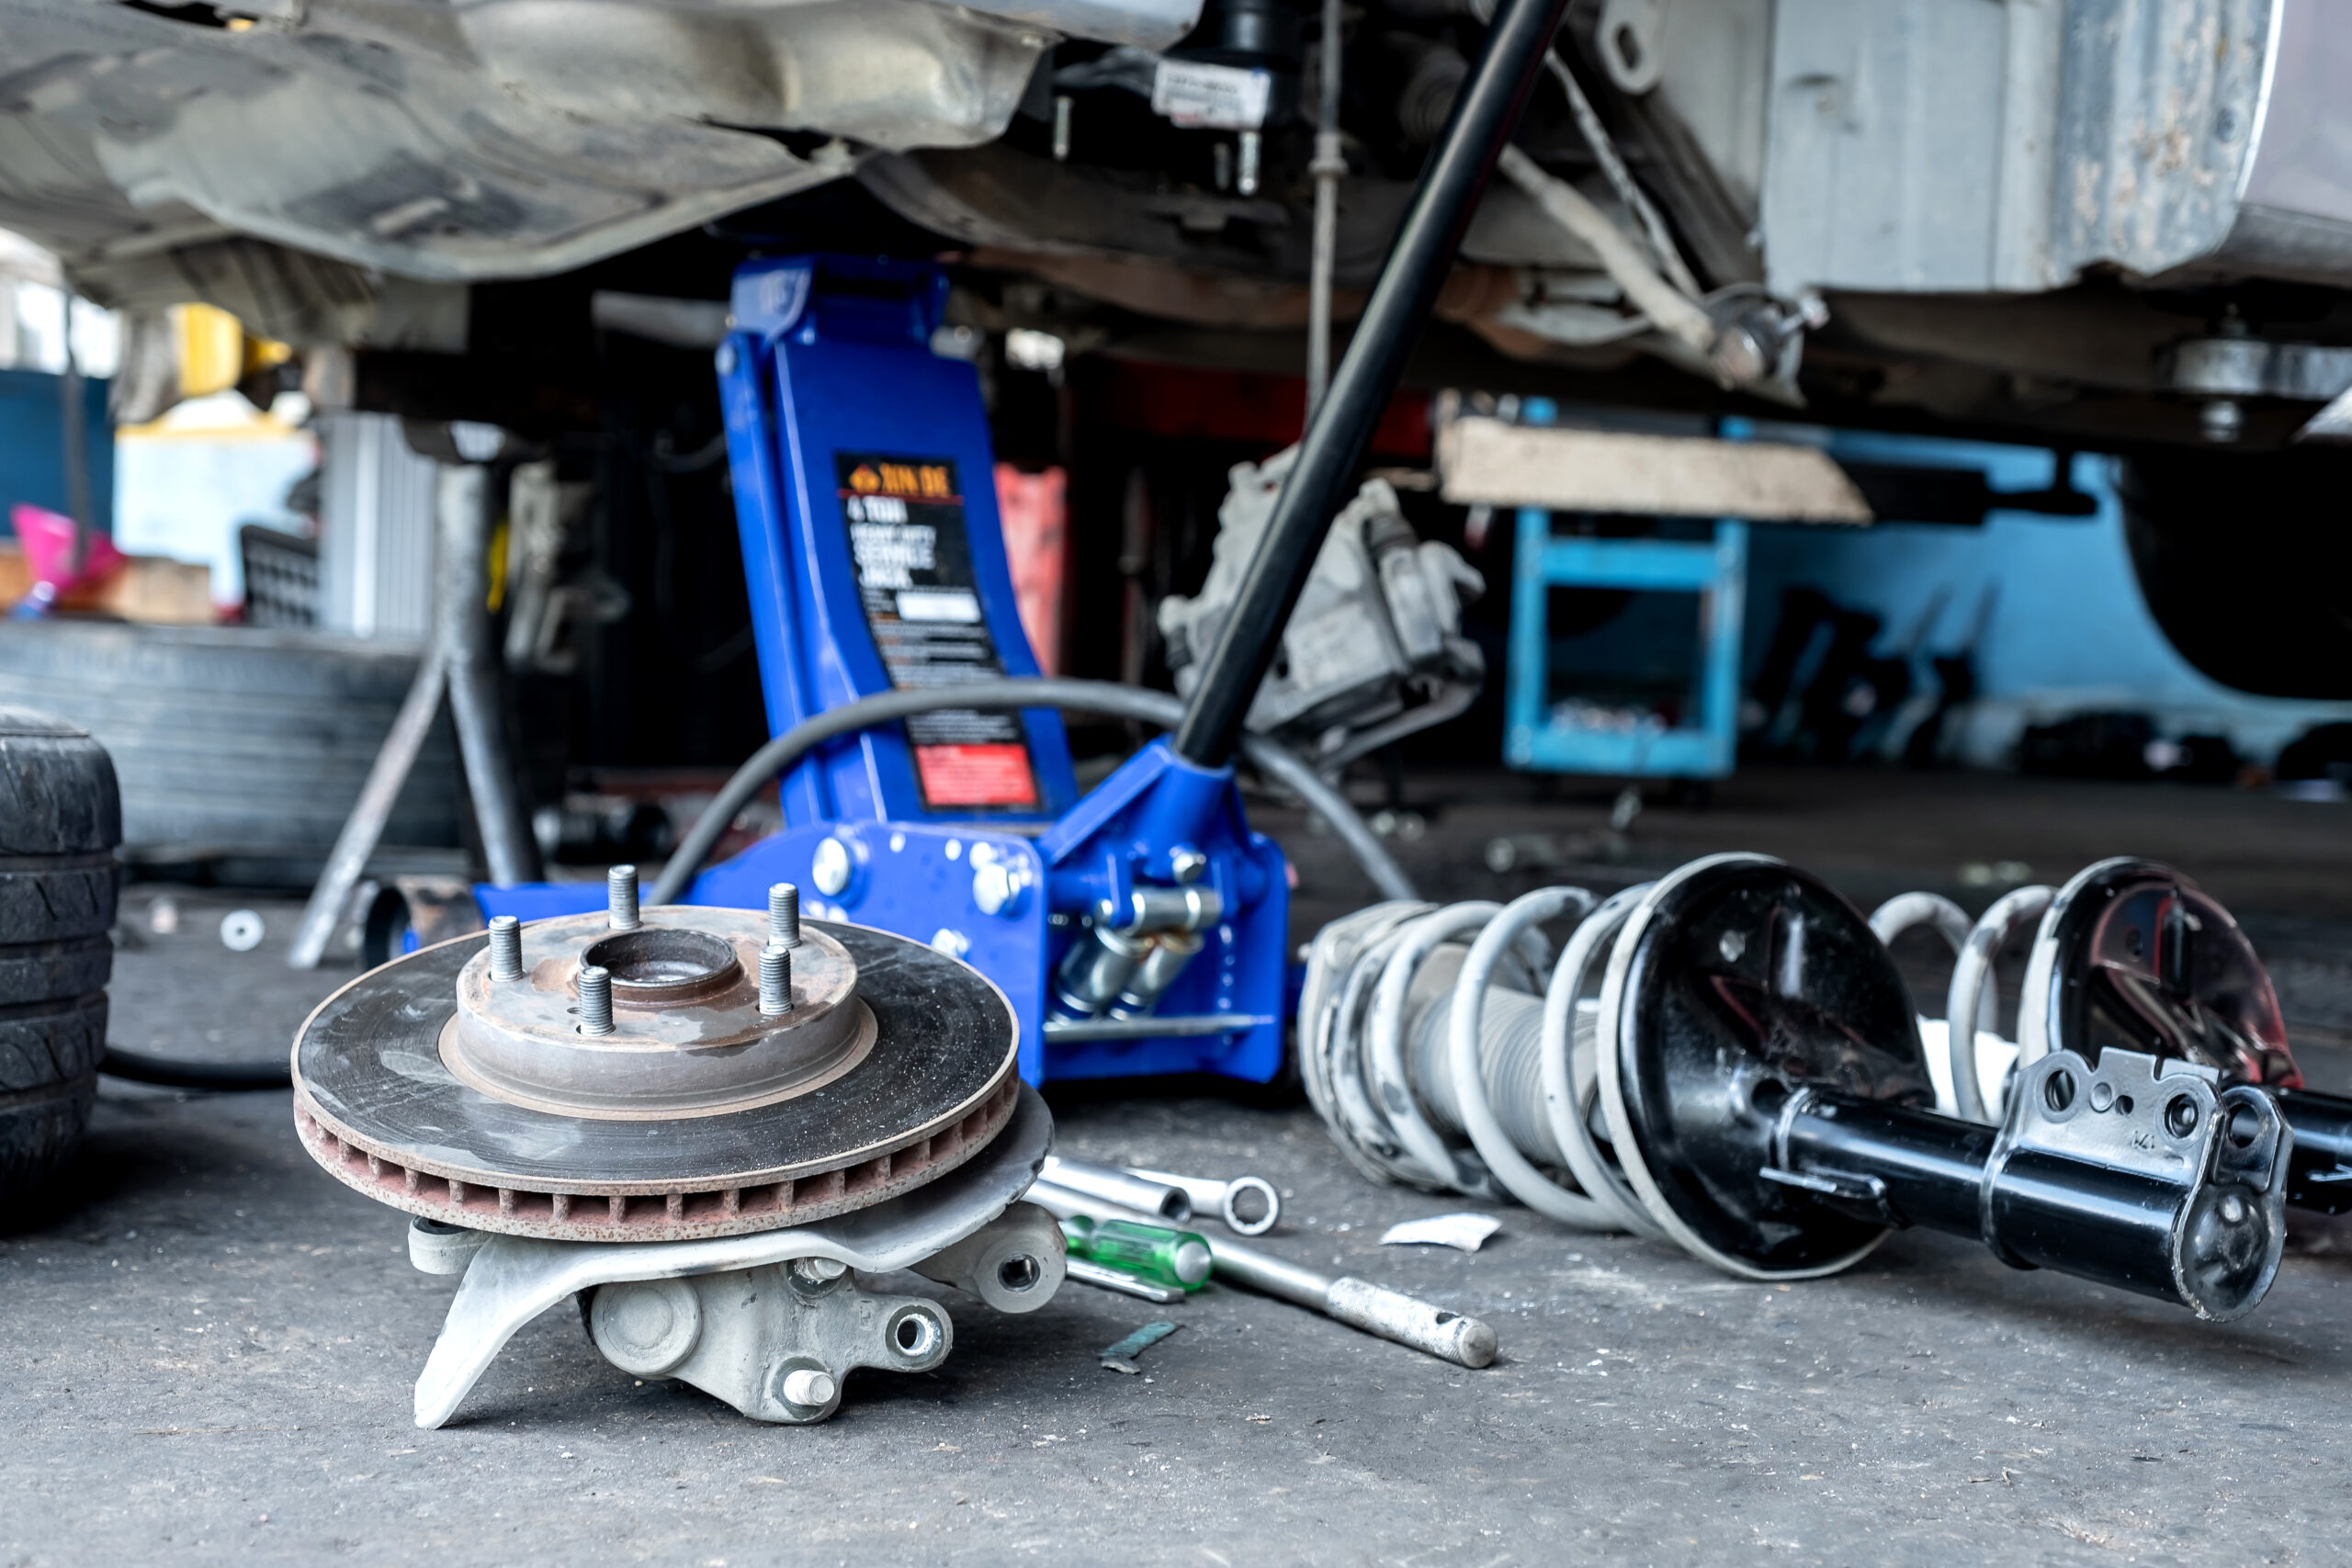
[
  {"xmin": 1301, "ymin": 851, "xmax": 2295, "ymax": 1322},
  {"xmin": 886, "ymin": 1304, "xmax": 946, "ymax": 1367}
]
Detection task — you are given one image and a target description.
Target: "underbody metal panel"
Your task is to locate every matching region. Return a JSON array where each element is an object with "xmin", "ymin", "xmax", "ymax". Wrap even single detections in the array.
[{"xmin": 0, "ymin": 0, "xmax": 1200, "ymax": 287}]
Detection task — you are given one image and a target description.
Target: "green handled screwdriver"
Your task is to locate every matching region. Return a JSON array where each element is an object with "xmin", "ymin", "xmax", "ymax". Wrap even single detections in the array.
[{"xmin": 1058, "ymin": 1215, "xmax": 1214, "ymax": 1292}]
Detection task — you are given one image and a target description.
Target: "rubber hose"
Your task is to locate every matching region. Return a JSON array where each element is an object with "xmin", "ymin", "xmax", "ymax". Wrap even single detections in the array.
[
  {"xmin": 102, "ymin": 1046, "xmax": 291, "ymax": 1091},
  {"xmin": 648, "ymin": 678, "xmax": 1417, "ymax": 907}
]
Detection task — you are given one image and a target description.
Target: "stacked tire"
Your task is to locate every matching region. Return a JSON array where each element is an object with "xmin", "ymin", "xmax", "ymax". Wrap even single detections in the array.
[
  {"xmin": 0, "ymin": 622, "xmax": 459, "ymax": 859},
  {"xmin": 0, "ymin": 710, "xmax": 119, "ymax": 1201}
]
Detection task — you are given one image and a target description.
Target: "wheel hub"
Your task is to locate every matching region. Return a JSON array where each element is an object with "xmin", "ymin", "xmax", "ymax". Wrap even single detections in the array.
[{"xmin": 439, "ymin": 908, "xmax": 873, "ymax": 1119}]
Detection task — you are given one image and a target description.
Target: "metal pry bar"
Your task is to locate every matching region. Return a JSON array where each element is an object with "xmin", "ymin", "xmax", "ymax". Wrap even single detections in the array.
[
  {"xmin": 1038, "ymin": 1156, "xmax": 1192, "ymax": 1222},
  {"xmin": 1170, "ymin": 0, "xmax": 1572, "ymax": 768}
]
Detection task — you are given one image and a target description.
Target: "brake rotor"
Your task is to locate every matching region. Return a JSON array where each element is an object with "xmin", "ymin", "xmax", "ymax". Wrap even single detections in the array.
[{"xmin": 292, "ymin": 907, "xmax": 1021, "ymax": 1243}]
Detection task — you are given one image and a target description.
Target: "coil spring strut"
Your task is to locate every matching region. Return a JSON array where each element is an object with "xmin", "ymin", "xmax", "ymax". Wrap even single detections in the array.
[
  {"xmin": 1864, "ymin": 857, "xmax": 2307, "ymax": 1126},
  {"xmin": 1300, "ymin": 852, "xmax": 2293, "ymax": 1318},
  {"xmin": 1870, "ymin": 856, "xmax": 2352, "ymax": 1219},
  {"xmin": 1299, "ymin": 882, "xmax": 1662, "ymax": 1237}
]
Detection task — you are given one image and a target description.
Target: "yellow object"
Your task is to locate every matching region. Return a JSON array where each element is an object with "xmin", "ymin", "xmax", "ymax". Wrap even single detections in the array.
[
  {"xmin": 174, "ymin": 302, "xmax": 293, "ymax": 400},
  {"xmin": 487, "ymin": 515, "xmax": 510, "ymax": 613},
  {"xmin": 243, "ymin": 333, "xmax": 294, "ymax": 377},
  {"xmin": 117, "ymin": 389, "xmax": 307, "ymax": 441},
  {"xmin": 175, "ymin": 304, "xmax": 244, "ymax": 399}
]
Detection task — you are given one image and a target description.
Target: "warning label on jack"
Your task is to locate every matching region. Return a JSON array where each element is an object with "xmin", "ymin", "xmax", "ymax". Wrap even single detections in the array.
[{"xmin": 837, "ymin": 453, "xmax": 1039, "ymax": 810}]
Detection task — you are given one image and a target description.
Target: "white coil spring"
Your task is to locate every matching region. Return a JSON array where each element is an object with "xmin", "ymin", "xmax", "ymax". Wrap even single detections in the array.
[
  {"xmin": 1297, "ymin": 856, "xmax": 2100, "ymax": 1244},
  {"xmin": 1863, "ymin": 884, "xmax": 2052, "ymax": 1126},
  {"xmin": 1298, "ymin": 878, "xmax": 1668, "ymax": 1239},
  {"xmin": 1863, "ymin": 855, "xmax": 2259, "ymax": 1122}
]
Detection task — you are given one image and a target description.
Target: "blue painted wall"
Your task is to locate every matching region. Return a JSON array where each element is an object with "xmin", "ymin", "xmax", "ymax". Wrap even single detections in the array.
[
  {"xmin": 0, "ymin": 369, "xmax": 114, "ymax": 532},
  {"xmin": 1742, "ymin": 431, "xmax": 2352, "ymax": 766}
]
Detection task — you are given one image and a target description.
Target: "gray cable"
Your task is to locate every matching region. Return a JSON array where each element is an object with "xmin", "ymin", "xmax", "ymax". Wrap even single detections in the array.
[
  {"xmin": 649, "ymin": 678, "xmax": 1416, "ymax": 908},
  {"xmin": 1536, "ymin": 45, "xmax": 1703, "ymax": 298}
]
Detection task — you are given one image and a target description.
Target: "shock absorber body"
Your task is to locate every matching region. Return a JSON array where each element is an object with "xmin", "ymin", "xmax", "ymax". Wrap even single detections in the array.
[
  {"xmin": 1775, "ymin": 1056, "xmax": 2284, "ymax": 1319},
  {"xmin": 2276, "ymin": 1091, "xmax": 2352, "ymax": 1211}
]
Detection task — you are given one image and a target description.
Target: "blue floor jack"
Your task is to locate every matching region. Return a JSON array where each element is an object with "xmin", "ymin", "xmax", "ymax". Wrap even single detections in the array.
[
  {"xmin": 459, "ymin": 0, "xmax": 1565, "ymax": 1090},
  {"xmin": 481, "ymin": 254, "xmax": 1294, "ymax": 1088}
]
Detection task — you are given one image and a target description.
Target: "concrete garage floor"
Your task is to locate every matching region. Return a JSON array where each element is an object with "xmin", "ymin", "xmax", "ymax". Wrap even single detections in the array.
[{"xmin": 7, "ymin": 765, "xmax": 2352, "ymax": 1566}]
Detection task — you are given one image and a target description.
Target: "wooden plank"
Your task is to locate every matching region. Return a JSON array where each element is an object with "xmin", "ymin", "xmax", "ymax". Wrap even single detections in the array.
[{"xmin": 1436, "ymin": 416, "xmax": 1874, "ymax": 523}]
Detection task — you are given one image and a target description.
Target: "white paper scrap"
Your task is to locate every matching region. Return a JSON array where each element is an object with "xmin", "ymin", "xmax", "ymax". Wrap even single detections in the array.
[{"xmin": 1379, "ymin": 1213, "xmax": 1501, "ymax": 1253}]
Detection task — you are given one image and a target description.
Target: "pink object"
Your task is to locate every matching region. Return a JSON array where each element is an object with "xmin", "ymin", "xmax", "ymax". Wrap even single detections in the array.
[
  {"xmin": 993, "ymin": 465, "xmax": 1069, "ymax": 675},
  {"xmin": 13, "ymin": 503, "xmax": 123, "ymax": 595}
]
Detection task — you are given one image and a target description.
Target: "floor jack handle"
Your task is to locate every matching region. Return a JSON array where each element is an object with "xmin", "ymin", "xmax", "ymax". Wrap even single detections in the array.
[{"xmin": 1169, "ymin": 0, "xmax": 1572, "ymax": 769}]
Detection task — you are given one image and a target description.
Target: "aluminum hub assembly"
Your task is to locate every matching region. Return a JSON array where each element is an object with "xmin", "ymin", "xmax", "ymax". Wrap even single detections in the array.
[{"xmin": 292, "ymin": 871, "xmax": 1063, "ymax": 1427}]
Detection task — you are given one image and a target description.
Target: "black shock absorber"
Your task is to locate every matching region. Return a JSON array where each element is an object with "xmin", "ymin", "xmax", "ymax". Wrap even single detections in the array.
[
  {"xmin": 1772, "ymin": 1050, "xmax": 2287, "ymax": 1320},
  {"xmin": 1611, "ymin": 857, "xmax": 2291, "ymax": 1319}
]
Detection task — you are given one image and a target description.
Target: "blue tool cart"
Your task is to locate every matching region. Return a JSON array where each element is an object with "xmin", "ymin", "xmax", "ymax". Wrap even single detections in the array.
[{"xmin": 1503, "ymin": 404, "xmax": 1749, "ymax": 780}]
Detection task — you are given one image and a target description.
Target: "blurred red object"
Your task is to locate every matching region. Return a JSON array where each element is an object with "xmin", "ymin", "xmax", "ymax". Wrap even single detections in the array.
[{"xmin": 993, "ymin": 464, "xmax": 1068, "ymax": 675}]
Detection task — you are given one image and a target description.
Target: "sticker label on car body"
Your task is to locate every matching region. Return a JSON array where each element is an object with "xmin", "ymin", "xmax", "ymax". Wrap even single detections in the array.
[{"xmin": 1150, "ymin": 60, "xmax": 1272, "ymax": 130}]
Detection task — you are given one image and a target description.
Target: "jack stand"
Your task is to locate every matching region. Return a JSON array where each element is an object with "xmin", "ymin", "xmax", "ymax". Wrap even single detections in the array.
[{"xmin": 290, "ymin": 449, "xmax": 541, "ymax": 969}]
